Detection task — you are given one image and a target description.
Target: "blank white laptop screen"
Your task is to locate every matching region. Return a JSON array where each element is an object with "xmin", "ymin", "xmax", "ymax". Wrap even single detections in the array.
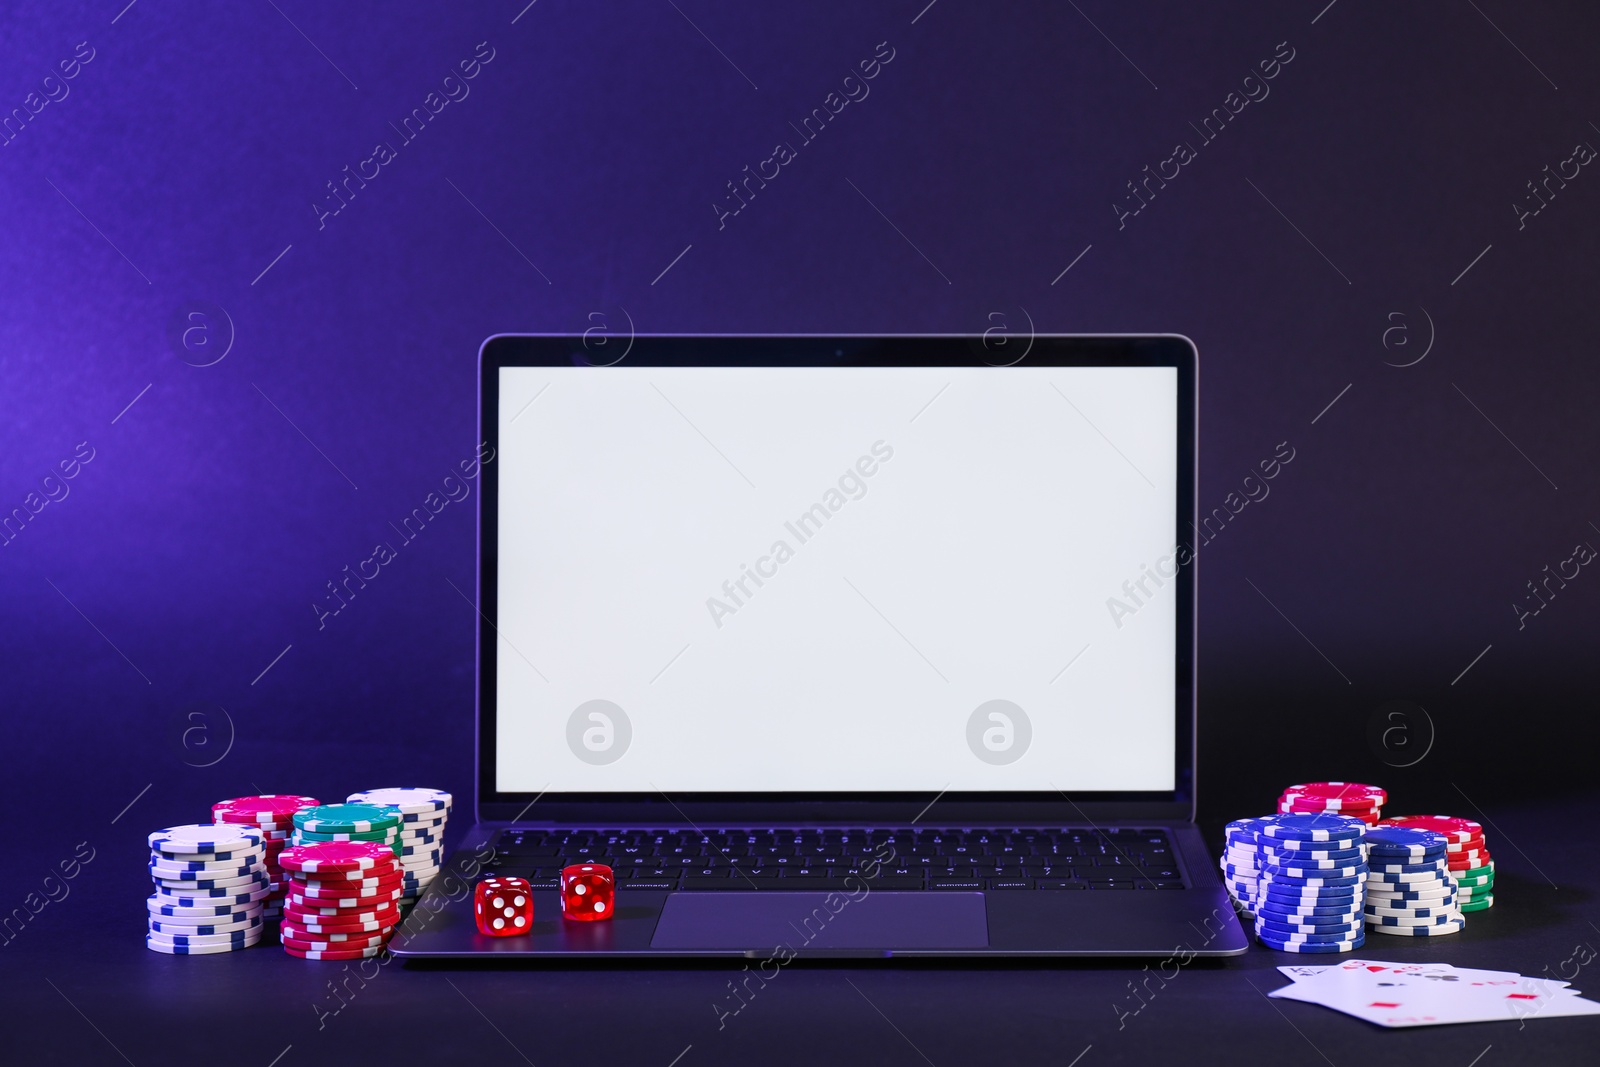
[{"xmin": 496, "ymin": 365, "xmax": 1178, "ymax": 794}]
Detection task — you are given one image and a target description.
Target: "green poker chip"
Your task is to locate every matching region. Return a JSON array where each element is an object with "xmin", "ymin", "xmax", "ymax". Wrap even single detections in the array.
[
  {"xmin": 1459, "ymin": 894, "xmax": 1494, "ymax": 912},
  {"xmin": 293, "ymin": 803, "xmax": 400, "ymax": 833}
]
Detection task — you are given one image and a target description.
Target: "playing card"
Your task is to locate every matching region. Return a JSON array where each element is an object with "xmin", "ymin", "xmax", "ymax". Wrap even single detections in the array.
[{"xmin": 1270, "ymin": 961, "xmax": 1596, "ymax": 1028}]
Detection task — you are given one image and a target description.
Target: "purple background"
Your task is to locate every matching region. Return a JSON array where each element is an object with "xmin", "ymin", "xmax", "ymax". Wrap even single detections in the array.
[{"xmin": 3, "ymin": 0, "xmax": 1598, "ymax": 872}]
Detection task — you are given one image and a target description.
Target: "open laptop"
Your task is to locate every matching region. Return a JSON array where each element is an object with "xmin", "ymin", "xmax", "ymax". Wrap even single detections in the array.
[{"xmin": 390, "ymin": 333, "xmax": 1249, "ymax": 958}]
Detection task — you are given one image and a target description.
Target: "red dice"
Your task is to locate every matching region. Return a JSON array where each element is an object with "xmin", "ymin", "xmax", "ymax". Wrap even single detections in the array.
[
  {"xmin": 559, "ymin": 864, "xmax": 615, "ymax": 921},
  {"xmin": 474, "ymin": 876, "xmax": 533, "ymax": 936}
]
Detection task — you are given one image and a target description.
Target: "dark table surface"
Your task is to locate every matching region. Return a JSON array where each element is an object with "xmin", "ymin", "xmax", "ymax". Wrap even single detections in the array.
[{"xmin": 6, "ymin": 795, "xmax": 1597, "ymax": 1067}]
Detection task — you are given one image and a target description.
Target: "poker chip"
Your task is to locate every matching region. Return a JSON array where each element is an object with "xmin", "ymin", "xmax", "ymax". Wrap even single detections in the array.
[
  {"xmin": 1363, "ymin": 826, "xmax": 1447, "ymax": 856},
  {"xmin": 294, "ymin": 803, "xmax": 401, "ymax": 834},
  {"xmin": 1367, "ymin": 918, "xmax": 1465, "ymax": 936},
  {"xmin": 289, "ymin": 875, "xmax": 404, "ymax": 897},
  {"xmin": 1365, "ymin": 911, "xmax": 1457, "ymax": 927},
  {"xmin": 1256, "ymin": 900, "xmax": 1363, "ymax": 918},
  {"xmin": 213, "ymin": 794, "xmax": 321, "ymax": 824},
  {"xmin": 1256, "ymin": 813, "xmax": 1368, "ymax": 842},
  {"xmin": 1367, "ymin": 870, "xmax": 1454, "ymax": 886},
  {"xmin": 283, "ymin": 943, "xmax": 388, "ymax": 960},
  {"xmin": 1365, "ymin": 901, "xmax": 1456, "ymax": 919},
  {"xmin": 281, "ymin": 933, "xmax": 388, "ymax": 953},
  {"xmin": 278, "ymin": 841, "xmax": 396, "ymax": 874},
  {"xmin": 1255, "ymin": 910, "xmax": 1363, "ymax": 928},
  {"xmin": 149, "ymin": 824, "xmax": 264, "ymax": 854},
  {"xmin": 149, "ymin": 914, "xmax": 264, "ymax": 936},
  {"xmin": 1281, "ymin": 782, "xmax": 1388, "ymax": 807},
  {"xmin": 152, "ymin": 871, "xmax": 269, "ymax": 892},
  {"xmin": 346, "ymin": 787, "xmax": 452, "ymax": 820},
  {"xmin": 1263, "ymin": 849, "xmax": 1367, "ymax": 868},
  {"xmin": 282, "ymin": 918, "xmax": 397, "ymax": 939},
  {"xmin": 1258, "ymin": 933, "xmax": 1365, "ymax": 953},
  {"xmin": 1257, "ymin": 921, "xmax": 1364, "ymax": 941},
  {"xmin": 283, "ymin": 897, "xmax": 399, "ymax": 920},
  {"xmin": 146, "ymin": 927, "xmax": 262, "ymax": 948},
  {"xmin": 1459, "ymin": 894, "xmax": 1495, "ymax": 912},
  {"xmin": 147, "ymin": 898, "xmax": 256, "ymax": 919},
  {"xmin": 145, "ymin": 936, "xmax": 263, "ymax": 956},
  {"xmin": 1378, "ymin": 815, "xmax": 1482, "ymax": 843},
  {"xmin": 146, "ymin": 822, "xmax": 270, "ymax": 954}
]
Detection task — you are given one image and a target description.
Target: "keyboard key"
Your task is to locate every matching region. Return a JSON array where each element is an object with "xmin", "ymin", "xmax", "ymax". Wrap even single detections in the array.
[{"xmin": 1035, "ymin": 879, "xmax": 1088, "ymax": 890}]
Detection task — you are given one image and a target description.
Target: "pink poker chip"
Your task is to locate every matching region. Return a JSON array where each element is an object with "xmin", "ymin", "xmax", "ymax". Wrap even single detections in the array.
[
  {"xmin": 213, "ymin": 795, "xmax": 321, "ymax": 824},
  {"xmin": 276, "ymin": 841, "xmax": 398, "ymax": 875}
]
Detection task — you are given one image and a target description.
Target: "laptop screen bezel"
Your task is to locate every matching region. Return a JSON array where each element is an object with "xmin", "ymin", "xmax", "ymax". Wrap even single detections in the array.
[{"xmin": 476, "ymin": 335, "xmax": 1197, "ymax": 825}]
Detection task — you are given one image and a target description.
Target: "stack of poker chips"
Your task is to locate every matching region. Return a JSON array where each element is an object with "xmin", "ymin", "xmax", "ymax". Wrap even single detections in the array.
[
  {"xmin": 212, "ymin": 794, "xmax": 320, "ymax": 921},
  {"xmin": 292, "ymin": 803, "xmax": 401, "ymax": 856},
  {"xmin": 1380, "ymin": 814, "xmax": 1493, "ymax": 913},
  {"xmin": 1278, "ymin": 781, "xmax": 1386, "ymax": 826},
  {"xmin": 1362, "ymin": 825, "xmax": 1464, "ymax": 937},
  {"xmin": 146, "ymin": 824, "xmax": 268, "ymax": 954},
  {"xmin": 1243, "ymin": 813, "xmax": 1370, "ymax": 954},
  {"xmin": 1220, "ymin": 818, "xmax": 1267, "ymax": 915},
  {"xmin": 278, "ymin": 841, "xmax": 404, "ymax": 960},
  {"xmin": 347, "ymin": 788, "xmax": 452, "ymax": 905}
]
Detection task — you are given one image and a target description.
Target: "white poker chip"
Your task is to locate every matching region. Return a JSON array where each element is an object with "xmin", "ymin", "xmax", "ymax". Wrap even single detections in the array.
[
  {"xmin": 145, "ymin": 936, "xmax": 259, "ymax": 955},
  {"xmin": 146, "ymin": 896, "xmax": 264, "ymax": 919},
  {"xmin": 149, "ymin": 824, "xmax": 264, "ymax": 855},
  {"xmin": 152, "ymin": 871, "xmax": 270, "ymax": 891},
  {"xmin": 148, "ymin": 845, "xmax": 266, "ymax": 870},
  {"xmin": 155, "ymin": 884, "xmax": 274, "ymax": 906},
  {"xmin": 149, "ymin": 914, "xmax": 264, "ymax": 935},
  {"xmin": 346, "ymin": 788, "xmax": 452, "ymax": 818},
  {"xmin": 146, "ymin": 927, "xmax": 265, "ymax": 948}
]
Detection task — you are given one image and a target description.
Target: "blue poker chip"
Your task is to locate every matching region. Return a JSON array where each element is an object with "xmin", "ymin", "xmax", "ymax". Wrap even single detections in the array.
[
  {"xmin": 1363, "ymin": 826, "xmax": 1448, "ymax": 856},
  {"xmin": 1256, "ymin": 902, "xmax": 1362, "ymax": 919},
  {"xmin": 1254, "ymin": 921, "xmax": 1369, "ymax": 940},
  {"xmin": 1255, "ymin": 909, "xmax": 1362, "ymax": 927},
  {"xmin": 1259, "ymin": 849, "xmax": 1366, "ymax": 868},
  {"xmin": 1262, "ymin": 886, "xmax": 1358, "ymax": 904},
  {"xmin": 1260, "ymin": 857, "xmax": 1363, "ymax": 870},
  {"xmin": 1256, "ymin": 923, "xmax": 1364, "ymax": 943},
  {"xmin": 1262, "ymin": 872, "xmax": 1365, "ymax": 888},
  {"xmin": 1257, "ymin": 934, "xmax": 1364, "ymax": 953},
  {"xmin": 1255, "ymin": 813, "xmax": 1368, "ymax": 842}
]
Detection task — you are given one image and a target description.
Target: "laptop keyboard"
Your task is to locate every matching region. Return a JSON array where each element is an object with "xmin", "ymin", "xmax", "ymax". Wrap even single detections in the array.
[{"xmin": 482, "ymin": 827, "xmax": 1183, "ymax": 890}]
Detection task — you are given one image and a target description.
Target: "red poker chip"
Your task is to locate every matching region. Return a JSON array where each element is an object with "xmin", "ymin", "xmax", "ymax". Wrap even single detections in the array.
[
  {"xmin": 1447, "ymin": 851, "xmax": 1492, "ymax": 870},
  {"xmin": 213, "ymin": 795, "xmax": 321, "ymax": 823},
  {"xmin": 280, "ymin": 933, "xmax": 389, "ymax": 953},
  {"xmin": 277, "ymin": 841, "xmax": 398, "ymax": 875},
  {"xmin": 1378, "ymin": 815, "xmax": 1483, "ymax": 843},
  {"xmin": 288, "ymin": 883, "xmax": 403, "ymax": 902},
  {"xmin": 286, "ymin": 873, "xmax": 403, "ymax": 895},
  {"xmin": 282, "ymin": 921, "xmax": 397, "ymax": 942},
  {"xmin": 1280, "ymin": 782, "xmax": 1388, "ymax": 808},
  {"xmin": 1278, "ymin": 797, "xmax": 1381, "ymax": 815},
  {"xmin": 279, "ymin": 919, "xmax": 396, "ymax": 941},
  {"xmin": 282, "ymin": 902, "xmax": 398, "ymax": 924},
  {"xmin": 1445, "ymin": 837, "xmax": 1488, "ymax": 853},
  {"xmin": 283, "ymin": 943, "xmax": 389, "ymax": 960}
]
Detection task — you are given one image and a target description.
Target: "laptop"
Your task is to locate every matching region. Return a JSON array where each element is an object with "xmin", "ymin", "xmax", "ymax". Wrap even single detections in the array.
[{"xmin": 389, "ymin": 333, "xmax": 1249, "ymax": 958}]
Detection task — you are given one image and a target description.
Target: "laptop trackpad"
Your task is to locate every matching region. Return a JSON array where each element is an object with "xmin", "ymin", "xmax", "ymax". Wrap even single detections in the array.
[{"xmin": 650, "ymin": 891, "xmax": 989, "ymax": 950}]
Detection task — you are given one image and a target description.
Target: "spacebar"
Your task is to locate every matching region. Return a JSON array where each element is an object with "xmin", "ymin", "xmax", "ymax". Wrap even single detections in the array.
[{"xmin": 679, "ymin": 876, "xmax": 925, "ymax": 891}]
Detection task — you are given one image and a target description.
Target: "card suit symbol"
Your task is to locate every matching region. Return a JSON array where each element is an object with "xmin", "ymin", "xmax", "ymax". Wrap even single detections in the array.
[
  {"xmin": 1367, "ymin": 966, "xmax": 1388, "ymax": 972},
  {"xmin": 1506, "ymin": 993, "xmax": 1539, "ymax": 1000},
  {"xmin": 1371, "ymin": 1001, "xmax": 1402, "ymax": 1008}
]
